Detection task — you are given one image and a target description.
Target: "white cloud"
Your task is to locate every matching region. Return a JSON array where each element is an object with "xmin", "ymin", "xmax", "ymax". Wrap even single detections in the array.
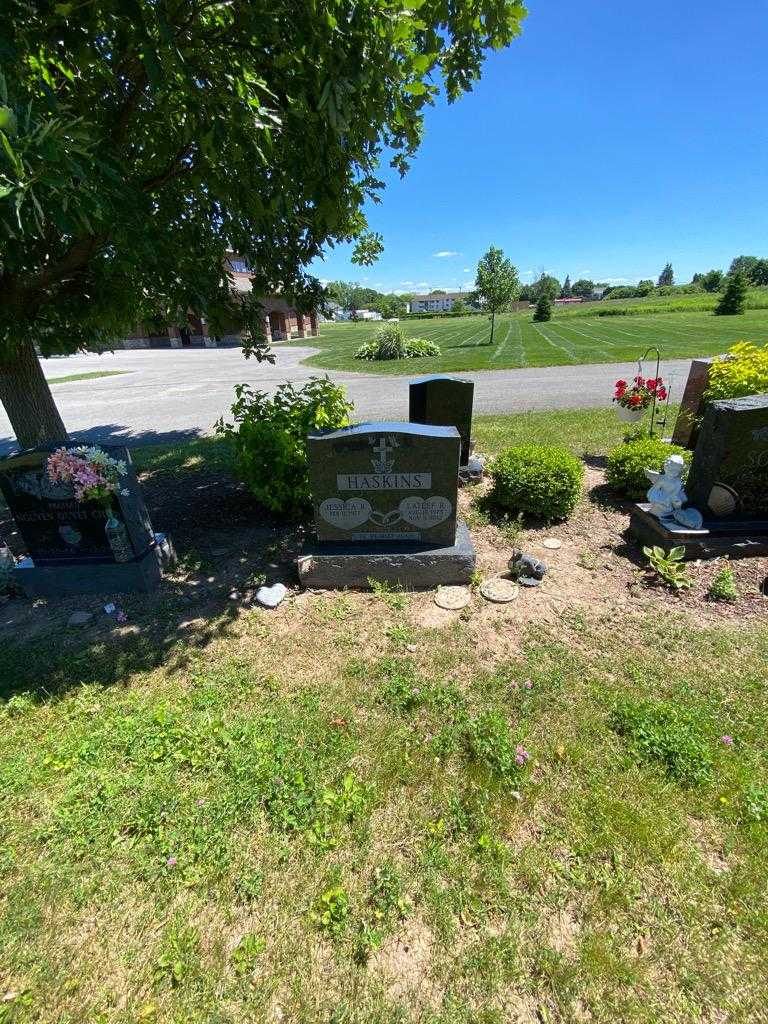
[
  {"xmin": 462, "ymin": 267, "xmax": 471, "ymax": 274},
  {"xmin": 416, "ymin": 281, "xmax": 431, "ymax": 289},
  {"xmin": 522, "ymin": 270, "xmax": 534, "ymax": 278},
  {"xmin": 604, "ymin": 277, "xmax": 631, "ymax": 284},
  {"xmin": 433, "ymin": 250, "xmax": 460, "ymax": 258}
]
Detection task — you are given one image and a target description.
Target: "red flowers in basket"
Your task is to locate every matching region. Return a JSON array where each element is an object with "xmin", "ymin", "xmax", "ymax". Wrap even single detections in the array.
[{"xmin": 613, "ymin": 374, "xmax": 667, "ymax": 410}]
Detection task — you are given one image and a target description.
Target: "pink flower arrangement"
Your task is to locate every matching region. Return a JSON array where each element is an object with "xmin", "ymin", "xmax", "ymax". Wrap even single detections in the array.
[
  {"xmin": 613, "ymin": 375, "xmax": 668, "ymax": 410},
  {"xmin": 515, "ymin": 744, "xmax": 530, "ymax": 767},
  {"xmin": 47, "ymin": 446, "xmax": 128, "ymax": 505}
]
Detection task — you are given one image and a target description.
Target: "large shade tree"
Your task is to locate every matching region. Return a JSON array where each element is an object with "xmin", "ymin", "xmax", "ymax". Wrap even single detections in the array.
[{"xmin": 0, "ymin": 0, "xmax": 527, "ymax": 448}]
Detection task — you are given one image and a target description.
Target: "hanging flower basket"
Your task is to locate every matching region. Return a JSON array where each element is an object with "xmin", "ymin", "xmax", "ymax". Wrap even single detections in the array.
[
  {"xmin": 616, "ymin": 404, "xmax": 645, "ymax": 423},
  {"xmin": 612, "ymin": 375, "xmax": 667, "ymax": 424}
]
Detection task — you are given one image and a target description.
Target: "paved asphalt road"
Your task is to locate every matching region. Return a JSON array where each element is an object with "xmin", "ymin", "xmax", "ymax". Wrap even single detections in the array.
[{"xmin": 0, "ymin": 345, "xmax": 695, "ymax": 453}]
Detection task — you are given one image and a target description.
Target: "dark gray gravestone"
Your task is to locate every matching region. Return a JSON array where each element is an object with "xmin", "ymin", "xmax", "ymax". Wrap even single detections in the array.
[
  {"xmin": 0, "ymin": 445, "xmax": 167, "ymax": 596},
  {"xmin": 687, "ymin": 394, "xmax": 768, "ymax": 517},
  {"xmin": 308, "ymin": 423, "xmax": 459, "ymax": 547},
  {"xmin": 0, "ymin": 445, "xmax": 154, "ymax": 564},
  {"xmin": 300, "ymin": 422, "xmax": 476, "ymax": 588},
  {"xmin": 409, "ymin": 375, "xmax": 474, "ymax": 466},
  {"xmin": 629, "ymin": 393, "xmax": 768, "ymax": 559}
]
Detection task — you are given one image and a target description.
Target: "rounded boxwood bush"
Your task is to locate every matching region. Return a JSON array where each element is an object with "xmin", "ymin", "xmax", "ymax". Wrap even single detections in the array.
[
  {"xmin": 489, "ymin": 443, "xmax": 584, "ymax": 522},
  {"xmin": 606, "ymin": 438, "xmax": 691, "ymax": 499}
]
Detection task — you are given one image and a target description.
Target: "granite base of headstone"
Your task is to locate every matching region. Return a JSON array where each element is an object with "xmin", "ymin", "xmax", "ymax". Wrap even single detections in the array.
[
  {"xmin": 297, "ymin": 422, "xmax": 476, "ymax": 589},
  {"xmin": 629, "ymin": 394, "xmax": 768, "ymax": 559},
  {"xmin": 0, "ymin": 444, "xmax": 174, "ymax": 597}
]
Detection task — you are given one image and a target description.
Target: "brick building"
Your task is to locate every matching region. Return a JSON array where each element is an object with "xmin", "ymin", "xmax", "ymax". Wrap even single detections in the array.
[{"xmin": 120, "ymin": 254, "xmax": 318, "ymax": 349}]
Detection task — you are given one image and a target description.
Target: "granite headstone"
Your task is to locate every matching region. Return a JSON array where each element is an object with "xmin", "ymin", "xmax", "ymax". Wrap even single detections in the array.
[
  {"xmin": 409, "ymin": 375, "xmax": 474, "ymax": 466},
  {"xmin": 671, "ymin": 357, "xmax": 718, "ymax": 448},
  {"xmin": 307, "ymin": 422, "xmax": 460, "ymax": 547},
  {"xmin": 300, "ymin": 422, "xmax": 476, "ymax": 587},
  {"xmin": 687, "ymin": 394, "xmax": 768, "ymax": 518},
  {"xmin": 0, "ymin": 445, "xmax": 154, "ymax": 565}
]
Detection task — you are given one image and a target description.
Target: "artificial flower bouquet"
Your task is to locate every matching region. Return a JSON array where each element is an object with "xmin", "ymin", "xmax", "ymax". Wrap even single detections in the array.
[
  {"xmin": 46, "ymin": 445, "xmax": 128, "ymax": 506},
  {"xmin": 613, "ymin": 374, "xmax": 668, "ymax": 410}
]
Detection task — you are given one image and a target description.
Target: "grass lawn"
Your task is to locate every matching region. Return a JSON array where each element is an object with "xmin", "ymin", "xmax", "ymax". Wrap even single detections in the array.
[
  {"xmin": 2, "ymin": 407, "xmax": 767, "ymax": 1023},
  {"xmin": 47, "ymin": 370, "xmax": 130, "ymax": 385},
  {"xmin": 292, "ymin": 307, "xmax": 768, "ymax": 375}
]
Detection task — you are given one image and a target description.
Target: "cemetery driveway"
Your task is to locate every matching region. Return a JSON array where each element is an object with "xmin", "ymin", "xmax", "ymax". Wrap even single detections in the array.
[{"xmin": 0, "ymin": 345, "xmax": 696, "ymax": 452}]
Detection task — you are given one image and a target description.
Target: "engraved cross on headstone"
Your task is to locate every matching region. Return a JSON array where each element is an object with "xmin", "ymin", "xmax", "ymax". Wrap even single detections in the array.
[{"xmin": 370, "ymin": 435, "xmax": 397, "ymax": 473}]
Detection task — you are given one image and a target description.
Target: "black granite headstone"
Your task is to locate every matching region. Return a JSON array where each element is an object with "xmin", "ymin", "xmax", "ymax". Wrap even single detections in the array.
[
  {"xmin": 409, "ymin": 375, "xmax": 474, "ymax": 466},
  {"xmin": 0, "ymin": 445, "xmax": 155, "ymax": 566},
  {"xmin": 687, "ymin": 394, "xmax": 768, "ymax": 518},
  {"xmin": 307, "ymin": 422, "xmax": 460, "ymax": 547}
]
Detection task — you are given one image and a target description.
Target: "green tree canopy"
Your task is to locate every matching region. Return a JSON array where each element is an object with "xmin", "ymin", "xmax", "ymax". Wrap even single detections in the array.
[
  {"xmin": 532, "ymin": 291, "xmax": 552, "ymax": 322},
  {"xmin": 0, "ymin": 0, "xmax": 527, "ymax": 447},
  {"xmin": 699, "ymin": 269, "xmax": 724, "ymax": 293},
  {"xmin": 531, "ymin": 273, "xmax": 560, "ymax": 301},
  {"xmin": 728, "ymin": 256, "xmax": 768, "ymax": 286},
  {"xmin": 715, "ymin": 270, "xmax": 748, "ymax": 316},
  {"xmin": 474, "ymin": 245, "xmax": 520, "ymax": 345},
  {"xmin": 657, "ymin": 262, "xmax": 674, "ymax": 287},
  {"xmin": 561, "ymin": 274, "xmax": 572, "ymax": 298},
  {"xmin": 570, "ymin": 278, "xmax": 595, "ymax": 299}
]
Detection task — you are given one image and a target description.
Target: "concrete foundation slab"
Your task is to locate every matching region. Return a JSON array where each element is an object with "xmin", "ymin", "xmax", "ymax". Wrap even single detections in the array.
[{"xmin": 297, "ymin": 521, "xmax": 477, "ymax": 590}]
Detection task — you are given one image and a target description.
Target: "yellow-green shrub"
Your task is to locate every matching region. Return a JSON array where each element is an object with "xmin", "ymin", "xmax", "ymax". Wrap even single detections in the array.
[{"xmin": 705, "ymin": 342, "xmax": 768, "ymax": 401}]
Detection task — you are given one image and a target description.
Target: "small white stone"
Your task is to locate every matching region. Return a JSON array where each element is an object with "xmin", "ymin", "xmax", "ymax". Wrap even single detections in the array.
[
  {"xmin": 256, "ymin": 583, "xmax": 287, "ymax": 609},
  {"xmin": 479, "ymin": 578, "xmax": 519, "ymax": 603},
  {"xmin": 434, "ymin": 586, "xmax": 471, "ymax": 610}
]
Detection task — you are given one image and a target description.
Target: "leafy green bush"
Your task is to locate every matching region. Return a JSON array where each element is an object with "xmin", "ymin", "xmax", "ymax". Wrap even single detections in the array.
[
  {"xmin": 708, "ymin": 561, "xmax": 738, "ymax": 602},
  {"xmin": 606, "ymin": 438, "xmax": 691, "ymax": 499},
  {"xmin": 216, "ymin": 377, "xmax": 353, "ymax": 515},
  {"xmin": 705, "ymin": 342, "xmax": 768, "ymax": 401},
  {"xmin": 355, "ymin": 323, "xmax": 441, "ymax": 360},
  {"xmin": 643, "ymin": 545, "xmax": 694, "ymax": 591},
  {"xmin": 488, "ymin": 443, "xmax": 584, "ymax": 522},
  {"xmin": 610, "ymin": 699, "xmax": 714, "ymax": 787}
]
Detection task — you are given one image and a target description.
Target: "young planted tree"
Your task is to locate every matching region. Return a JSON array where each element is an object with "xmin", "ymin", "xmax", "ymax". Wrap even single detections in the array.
[
  {"xmin": 561, "ymin": 274, "xmax": 572, "ymax": 298},
  {"xmin": 532, "ymin": 292, "xmax": 552, "ymax": 322},
  {"xmin": 0, "ymin": 0, "xmax": 527, "ymax": 448},
  {"xmin": 657, "ymin": 262, "xmax": 674, "ymax": 287},
  {"xmin": 715, "ymin": 270, "xmax": 748, "ymax": 315},
  {"xmin": 474, "ymin": 246, "xmax": 520, "ymax": 345}
]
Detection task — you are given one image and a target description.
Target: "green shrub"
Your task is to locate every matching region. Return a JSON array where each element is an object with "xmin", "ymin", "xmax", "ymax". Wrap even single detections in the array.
[
  {"xmin": 606, "ymin": 438, "xmax": 691, "ymax": 499},
  {"xmin": 489, "ymin": 443, "xmax": 584, "ymax": 522},
  {"xmin": 704, "ymin": 341, "xmax": 768, "ymax": 401},
  {"xmin": 215, "ymin": 377, "xmax": 353, "ymax": 515},
  {"xmin": 708, "ymin": 561, "xmax": 738, "ymax": 602},
  {"xmin": 354, "ymin": 323, "xmax": 440, "ymax": 360}
]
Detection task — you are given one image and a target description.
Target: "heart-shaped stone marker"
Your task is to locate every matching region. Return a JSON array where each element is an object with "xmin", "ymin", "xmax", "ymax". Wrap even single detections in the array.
[
  {"xmin": 319, "ymin": 498, "xmax": 372, "ymax": 530},
  {"xmin": 256, "ymin": 582, "xmax": 287, "ymax": 608},
  {"xmin": 399, "ymin": 496, "xmax": 452, "ymax": 529}
]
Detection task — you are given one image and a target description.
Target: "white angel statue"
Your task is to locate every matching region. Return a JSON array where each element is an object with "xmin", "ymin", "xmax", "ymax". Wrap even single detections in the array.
[{"xmin": 645, "ymin": 454, "xmax": 703, "ymax": 530}]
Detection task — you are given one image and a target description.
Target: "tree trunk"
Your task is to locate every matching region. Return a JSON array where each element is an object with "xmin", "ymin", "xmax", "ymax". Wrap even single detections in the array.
[
  {"xmin": 0, "ymin": 338, "xmax": 69, "ymax": 450},
  {"xmin": 489, "ymin": 310, "xmax": 495, "ymax": 346}
]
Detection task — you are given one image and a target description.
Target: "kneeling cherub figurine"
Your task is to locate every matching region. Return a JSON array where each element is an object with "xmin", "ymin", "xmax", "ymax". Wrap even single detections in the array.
[{"xmin": 645, "ymin": 454, "xmax": 704, "ymax": 530}]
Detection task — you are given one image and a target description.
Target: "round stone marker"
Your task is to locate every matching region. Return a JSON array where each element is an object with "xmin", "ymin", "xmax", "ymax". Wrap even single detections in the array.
[
  {"xmin": 479, "ymin": 577, "xmax": 519, "ymax": 603},
  {"xmin": 434, "ymin": 586, "xmax": 471, "ymax": 610},
  {"xmin": 542, "ymin": 538, "xmax": 562, "ymax": 550}
]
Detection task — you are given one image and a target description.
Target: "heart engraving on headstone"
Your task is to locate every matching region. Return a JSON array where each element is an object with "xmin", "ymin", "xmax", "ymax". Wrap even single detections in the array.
[
  {"xmin": 319, "ymin": 498, "xmax": 372, "ymax": 530},
  {"xmin": 399, "ymin": 496, "xmax": 452, "ymax": 528}
]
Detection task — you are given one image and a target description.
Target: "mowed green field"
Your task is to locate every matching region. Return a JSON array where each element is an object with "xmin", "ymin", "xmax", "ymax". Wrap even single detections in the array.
[{"xmin": 289, "ymin": 309, "xmax": 768, "ymax": 375}]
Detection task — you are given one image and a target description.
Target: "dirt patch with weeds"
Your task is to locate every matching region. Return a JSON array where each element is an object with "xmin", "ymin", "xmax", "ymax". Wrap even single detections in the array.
[
  {"xmin": 1, "ymin": 461, "xmax": 766, "ymax": 660},
  {"xmin": 371, "ymin": 916, "xmax": 441, "ymax": 1011}
]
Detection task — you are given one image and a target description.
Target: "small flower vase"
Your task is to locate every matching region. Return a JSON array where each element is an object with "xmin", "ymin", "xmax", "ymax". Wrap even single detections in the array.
[
  {"xmin": 616, "ymin": 404, "xmax": 645, "ymax": 424},
  {"xmin": 103, "ymin": 506, "xmax": 133, "ymax": 563}
]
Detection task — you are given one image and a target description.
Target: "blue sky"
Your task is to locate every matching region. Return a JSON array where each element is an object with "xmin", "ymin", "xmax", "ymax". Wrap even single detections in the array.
[{"xmin": 311, "ymin": 0, "xmax": 768, "ymax": 295}]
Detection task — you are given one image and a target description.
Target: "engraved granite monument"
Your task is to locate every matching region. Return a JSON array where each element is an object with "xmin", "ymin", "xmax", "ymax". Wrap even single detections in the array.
[
  {"xmin": 409, "ymin": 375, "xmax": 474, "ymax": 467},
  {"xmin": 0, "ymin": 445, "xmax": 173, "ymax": 596},
  {"xmin": 298, "ymin": 422, "xmax": 476, "ymax": 588},
  {"xmin": 629, "ymin": 394, "xmax": 768, "ymax": 558}
]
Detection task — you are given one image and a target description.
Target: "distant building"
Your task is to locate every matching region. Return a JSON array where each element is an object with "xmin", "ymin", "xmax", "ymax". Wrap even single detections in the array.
[
  {"xmin": 408, "ymin": 291, "xmax": 477, "ymax": 314},
  {"xmin": 120, "ymin": 252, "xmax": 318, "ymax": 349},
  {"xmin": 553, "ymin": 297, "xmax": 583, "ymax": 305}
]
